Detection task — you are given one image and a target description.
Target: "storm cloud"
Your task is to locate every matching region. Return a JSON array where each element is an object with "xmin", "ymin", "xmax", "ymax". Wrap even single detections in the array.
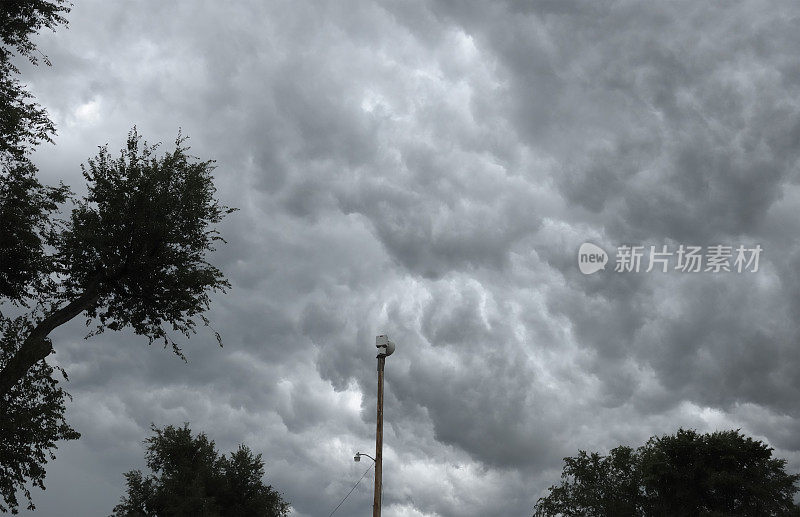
[{"xmin": 12, "ymin": 1, "xmax": 800, "ymax": 515}]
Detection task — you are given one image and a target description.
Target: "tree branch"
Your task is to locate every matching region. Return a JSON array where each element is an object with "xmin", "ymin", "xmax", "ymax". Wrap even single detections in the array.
[{"xmin": 0, "ymin": 275, "xmax": 102, "ymax": 397}]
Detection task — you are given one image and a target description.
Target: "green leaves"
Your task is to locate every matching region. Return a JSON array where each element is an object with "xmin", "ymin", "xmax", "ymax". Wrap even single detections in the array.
[
  {"xmin": 0, "ymin": 124, "xmax": 235, "ymax": 512},
  {"xmin": 639, "ymin": 429, "xmax": 800, "ymax": 516},
  {"xmin": 57, "ymin": 128, "xmax": 236, "ymax": 356},
  {"xmin": 534, "ymin": 429, "xmax": 800, "ymax": 517},
  {"xmin": 0, "ymin": 59, "xmax": 56, "ymax": 158},
  {"xmin": 0, "ymin": 6, "xmax": 235, "ymax": 513},
  {"xmin": 1, "ymin": 4, "xmax": 238, "ymax": 514},
  {"xmin": 0, "ymin": 4, "xmax": 76, "ymax": 513},
  {"xmin": 111, "ymin": 424, "xmax": 289, "ymax": 517},
  {"xmin": 0, "ymin": 0, "xmax": 70, "ymax": 158},
  {"xmin": 534, "ymin": 446, "xmax": 642, "ymax": 517},
  {"xmin": 0, "ymin": 157, "xmax": 70, "ymax": 303},
  {"xmin": 0, "ymin": 315, "xmax": 80, "ymax": 514},
  {"xmin": 0, "ymin": 0, "xmax": 71, "ymax": 65}
]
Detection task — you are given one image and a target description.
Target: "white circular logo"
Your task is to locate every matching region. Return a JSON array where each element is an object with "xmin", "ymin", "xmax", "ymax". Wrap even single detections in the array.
[{"xmin": 578, "ymin": 243, "xmax": 608, "ymax": 274}]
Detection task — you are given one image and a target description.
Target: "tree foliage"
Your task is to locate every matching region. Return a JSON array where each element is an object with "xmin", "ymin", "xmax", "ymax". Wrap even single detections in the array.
[
  {"xmin": 111, "ymin": 424, "xmax": 290, "ymax": 517},
  {"xmin": 0, "ymin": 2, "xmax": 77, "ymax": 513},
  {"xmin": 1, "ymin": 0, "xmax": 71, "ymax": 302},
  {"xmin": 0, "ymin": 315, "xmax": 79, "ymax": 514},
  {"xmin": 0, "ymin": 132, "xmax": 235, "ymax": 511},
  {"xmin": 0, "ymin": 130, "xmax": 235, "ymax": 396},
  {"xmin": 0, "ymin": 60, "xmax": 55, "ymax": 158},
  {"xmin": 0, "ymin": 0, "xmax": 71, "ymax": 64},
  {"xmin": 1, "ymin": 0, "xmax": 70, "ymax": 158},
  {"xmin": 534, "ymin": 429, "xmax": 800, "ymax": 517},
  {"xmin": 0, "ymin": 158, "xmax": 69, "ymax": 302},
  {"xmin": 59, "ymin": 130, "xmax": 235, "ymax": 353},
  {"xmin": 534, "ymin": 445, "xmax": 642, "ymax": 516},
  {"xmin": 0, "ymin": 2, "xmax": 234, "ymax": 513}
]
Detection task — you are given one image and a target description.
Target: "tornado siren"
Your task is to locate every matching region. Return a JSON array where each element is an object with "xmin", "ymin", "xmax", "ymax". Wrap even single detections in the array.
[{"xmin": 375, "ymin": 335, "xmax": 395, "ymax": 356}]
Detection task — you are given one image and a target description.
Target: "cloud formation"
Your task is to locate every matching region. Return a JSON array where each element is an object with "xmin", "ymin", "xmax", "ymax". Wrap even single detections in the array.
[{"xmin": 13, "ymin": 1, "xmax": 800, "ymax": 515}]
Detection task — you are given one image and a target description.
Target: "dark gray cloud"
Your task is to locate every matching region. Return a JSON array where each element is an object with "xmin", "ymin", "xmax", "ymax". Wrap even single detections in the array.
[{"xmin": 10, "ymin": 0, "xmax": 800, "ymax": 515}]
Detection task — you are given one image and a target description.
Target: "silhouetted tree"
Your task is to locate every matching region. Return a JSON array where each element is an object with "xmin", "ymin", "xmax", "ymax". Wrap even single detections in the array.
[
  {"xmin": 534, "ymin": 445, "xmax": 643, "ymax": 516},
  {"xmin": 0, "ymin": 0, "xmax": 71, "ymax": 63},
  {"xmin": 0, "ymin": 3, "xmax": 234, "ymax": 512},
  {"xmin": 1, "ymin": 0, "xmax": 71, "ymax": 301},
  {"xmin": 0, "ymin": 128, "xmax": 235, "ymax": 397},
  {"xmin": 534, "ymin": 429, "xmax": 800, "ymax": 517},
  {"xmin": 0, "ymin": 159, "xmax": 69, "ymax": 302},
  {"xmin": 111, "ymin": 424, "xmax": 290, "ymax": 517},
  {"xmin": 0, "ymin": 130, "xmax": 235, "ymax": 512},
  {"xmin": 0, "ymin": 316, "xmax": 79, "ymax": 514},
  {"xmin": 0, "ymin": 2, "xmax": 77, "ymax": 514},
  {"xmin": 0, "ymin": 0, "xmax": 70, "ymax": 158}
]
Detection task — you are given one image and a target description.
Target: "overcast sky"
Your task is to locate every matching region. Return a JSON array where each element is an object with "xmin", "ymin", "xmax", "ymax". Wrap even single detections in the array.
[{"xmin": 13, "ymin": 1, "xmax": 800, "ymax": 515}]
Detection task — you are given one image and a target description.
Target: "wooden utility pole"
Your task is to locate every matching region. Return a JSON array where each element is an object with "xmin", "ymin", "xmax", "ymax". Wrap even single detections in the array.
[{"xmin": 373, "ymin": 354, "xmax": 385, "ymax": 517}]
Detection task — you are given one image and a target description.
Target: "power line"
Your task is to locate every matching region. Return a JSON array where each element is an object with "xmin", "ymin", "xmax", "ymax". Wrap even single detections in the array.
[{"xmin": 328, "ymin": 463, "xmax": 375, "ymax": 517}]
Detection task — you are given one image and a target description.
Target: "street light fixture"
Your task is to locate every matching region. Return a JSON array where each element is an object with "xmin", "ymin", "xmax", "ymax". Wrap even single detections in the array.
[{"xmin": 354, "ymin": 452, "xmax": 375, "ymax": 463}]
